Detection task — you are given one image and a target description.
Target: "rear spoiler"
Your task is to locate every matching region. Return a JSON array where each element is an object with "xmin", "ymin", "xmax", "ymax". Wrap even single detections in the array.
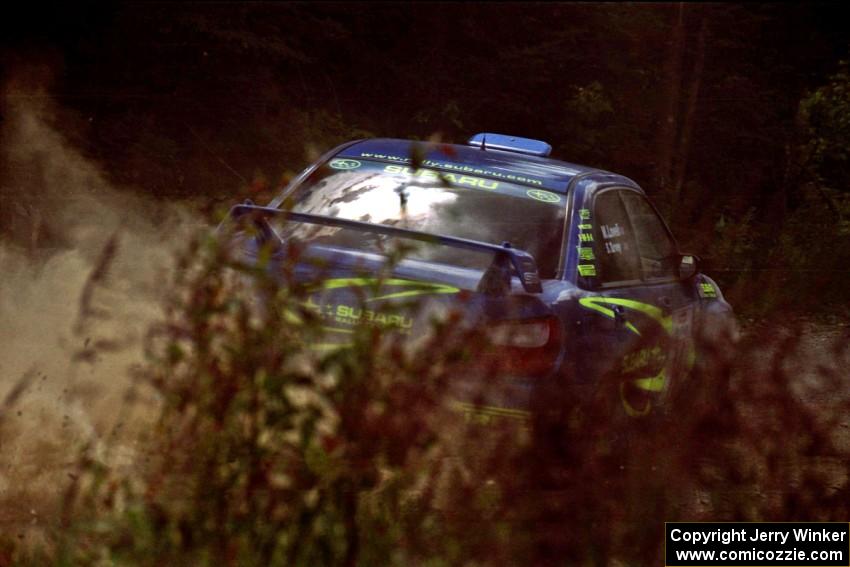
[{"xmin": 224, "ymin": 203, "xmax": 543, "ymax": 294}]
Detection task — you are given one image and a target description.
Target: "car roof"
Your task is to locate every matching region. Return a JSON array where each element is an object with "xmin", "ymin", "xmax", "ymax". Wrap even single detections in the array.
[{"xmin": 333, "ymin": 137, "xmax": 641, "ymax": 194}]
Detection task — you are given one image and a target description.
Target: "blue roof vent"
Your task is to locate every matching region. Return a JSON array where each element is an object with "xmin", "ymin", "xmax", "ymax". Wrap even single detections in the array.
[{"xmin": 467, "ymin": 133, "xmax": 552, "ymax": 157}]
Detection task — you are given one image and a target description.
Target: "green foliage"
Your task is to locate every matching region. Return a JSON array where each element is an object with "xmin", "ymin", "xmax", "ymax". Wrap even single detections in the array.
[
  {"xmin": 564, "ymin": 81, "xmax": 615, "ymax": 161},
  {"xmin": 39, "ymin": 231, "xmax": 528, "ymax": 566},
  {"xmin": 704, "ymin": 62, "xmax": 850, "ymax": 316},
  {"xmin": 9, "ymin": 3, "xmax": 850, "ymax": 320},
  {"xmin": 799, "ymin": 63, "xmax": 850, "ymax": 192},
  {"xmin": 712, "ymin": 207, "xmax": 758, "ymax": 274},
  {"xmin": 2, "ymin": 224, "xmax": 848, "ymax": 566}
]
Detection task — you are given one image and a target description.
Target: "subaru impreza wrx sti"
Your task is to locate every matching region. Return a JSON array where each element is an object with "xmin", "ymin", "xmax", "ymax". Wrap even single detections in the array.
[{"xmin": 222, "ymin": 133, "xmax": 735, "ymax": 421}]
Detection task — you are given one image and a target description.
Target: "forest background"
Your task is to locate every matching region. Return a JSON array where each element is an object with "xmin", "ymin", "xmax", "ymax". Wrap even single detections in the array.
[{"xmin": 3, "ymin": 2, "xmax": 850, "ymax": 318}]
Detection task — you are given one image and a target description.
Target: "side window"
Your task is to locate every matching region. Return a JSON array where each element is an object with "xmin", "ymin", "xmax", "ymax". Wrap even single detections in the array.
[
  {"xmin": 620, "ymin": 192, "xmax": 678, "ymax": 281},
  {"xmin": 592, "ymin": 190, "xmax": 641, "ymax": 285}
]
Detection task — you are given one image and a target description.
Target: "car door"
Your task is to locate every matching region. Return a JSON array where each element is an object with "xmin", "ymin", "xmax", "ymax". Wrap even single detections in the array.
[{"xmin": 575, "ymin": 187, "xmax": 696, "ymax": 416}]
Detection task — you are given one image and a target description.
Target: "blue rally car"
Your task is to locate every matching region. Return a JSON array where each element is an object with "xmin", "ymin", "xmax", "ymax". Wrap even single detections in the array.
[{"xmin": 224, "ymin": 133, "xmax": 735, "ymax": 421}]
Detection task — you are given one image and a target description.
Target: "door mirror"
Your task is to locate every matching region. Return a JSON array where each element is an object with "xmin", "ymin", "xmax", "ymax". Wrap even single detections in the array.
[{"xmin": 678, "ymin": 254, "xmax": 699, "ymax": 280}]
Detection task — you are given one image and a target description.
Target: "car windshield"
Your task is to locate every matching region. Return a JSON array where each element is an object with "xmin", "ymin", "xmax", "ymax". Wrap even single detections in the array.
[{"xmin": 276, "ymin": 158, "xmax": 566, "ymax": 278}]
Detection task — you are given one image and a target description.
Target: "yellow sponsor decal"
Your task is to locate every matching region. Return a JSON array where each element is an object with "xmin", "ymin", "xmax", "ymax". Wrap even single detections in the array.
[
  {"xmin": 619, "ymin": 369, "xmax": 666, "ymax": 417},
  {"xmin": 577, "ymin": 296, "xmax": 672, "ymax": 335},
  {"xmin": 383, "ymin": 165, "xmax": 500, "ymax": 190},
  {"xmin": 621, "ymin": 345, "xmax": 665, "ymax": 374},
  {"xmin": 335, "ymin": 305, "xmax": 414, "ymax": 329},
  {"xmin": 526, "ymin": 189, "xmax": 561, "ymax": 203},
  {"xmin": 358, "ymin": 151, "xmax": 545, "ymax": 186},
  {"xmin": 304, "ymin": 278, "xmax": 460, "ymax": 334},
  {"xmin": 328, "ymin": 158, "xmax": 362, "ymax": 170},
  {"xmin": 633, "ymin": 369, "xmax": 665, "ymax": 393},
  {"xmin": 453, "ymin": 401, "xmax": 531, "ymax": 426},
  {"xmin": 303, "ymin": 296, "xmax": 414, "ymax": 332},
  {"xmin": 579, "ymin": 296, "xmax": 673, "ymax": 418},
  {"xmin": 698, "ymin": 281, "xmax": 717, "ymax": 298}
]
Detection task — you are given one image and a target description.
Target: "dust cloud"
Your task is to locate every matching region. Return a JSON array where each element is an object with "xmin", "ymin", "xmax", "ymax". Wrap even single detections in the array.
[{"xmin": 0, "ymin": 71, "xmax": 197, "ymax": 536}]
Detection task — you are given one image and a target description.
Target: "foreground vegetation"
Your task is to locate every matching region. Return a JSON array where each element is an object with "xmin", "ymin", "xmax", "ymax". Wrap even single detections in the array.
[{"xmin": 1, "ymin": 229, "xmax": 847, "ymax": 567}]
